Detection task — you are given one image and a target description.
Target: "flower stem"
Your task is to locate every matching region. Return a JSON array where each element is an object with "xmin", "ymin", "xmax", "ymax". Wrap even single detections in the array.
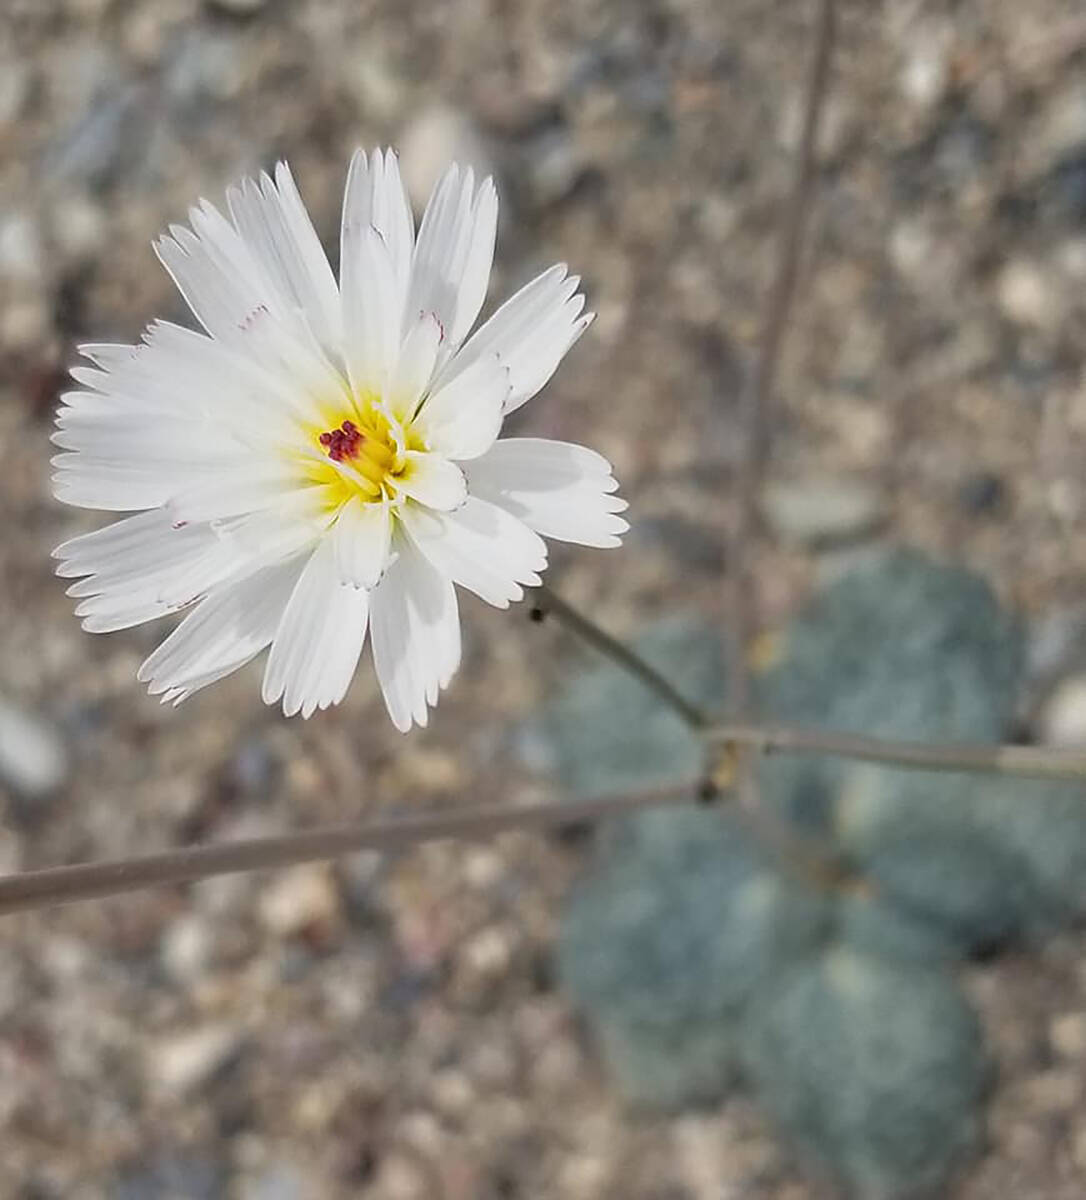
[
  {"xmin": 705, "ymin": 720, "xmax": 1086, "ymax": 783},
  {"xmin": 0, "ymin": 782, "xmax": 696, "ymax": 918},
  {"xmin": 532, "ymin": 584, "xmax": 707, "ymax": 730},
  {"xmin": 4, "ymin": 720, "xmax": 1086, "ymax": 916}
]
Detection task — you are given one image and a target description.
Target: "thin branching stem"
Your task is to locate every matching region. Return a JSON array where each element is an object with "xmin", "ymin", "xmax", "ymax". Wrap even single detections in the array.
[
  {"xmin": 5, "ymin": 710, "xmax": 1086, "ymax": 916},
  {"xmin": 0, "ymin": 782, "xmax": 697, "ymax": 917},
  {"xmin": 727, "ymin": 0, "xmax": 836, "ymax": 719},
  {"xmin": 705, "ymin": 721, "xmax": 1086, "ymax": 783},
  {"xmin": 532, "ymin": 585, "xmax": 707, "ymax": 730}
]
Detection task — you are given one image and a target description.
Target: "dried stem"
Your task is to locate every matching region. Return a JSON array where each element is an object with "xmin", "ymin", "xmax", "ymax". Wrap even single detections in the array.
[
  {"xmin": 705, "ymin": 721, "xmax": 1086, "ymax": 783},
  {"xmin": 532, "ymin": 585, "xmax": 707, "ymax": 730},
  {"xmin": 727, "ymin": 0, "xmax": 836, "ymax": 717},
  {"xmin": 0, "ymin": 782, "xmax": 696, "ymax": 918},
  {"xmin": 5, "ymin": 709, "xmax": 1086, "ymax": 917}
]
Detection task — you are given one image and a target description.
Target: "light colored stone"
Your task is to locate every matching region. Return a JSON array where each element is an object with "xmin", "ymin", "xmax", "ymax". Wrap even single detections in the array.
[
  {"xmin": 0, "ymin": 213, "xmax": 43, "ymax": 283},
  {"xmin": 0, "ymin": 697, "xmax": 68, "ymax": 798},
  {"xmin": 899, "ymin": 22, "xmax": 953, "ymax": 110},
  {"xmin": 160, "ymin": 914, "xmax": 213, "ymax": 983},
  {"xmin": 1038, "ymin": 675, "xmax": 1086, "ymax": 745},
  {"xmin": 761, "ymin": 476, "xmax": 888, "ymax": 547},
  {"xmin": 148, "ymin": 1022, "xmax": 242, "ymax": 1097},
  {"xmin": 400, "ymin": 106, "xmax": 495, "ymax": 211},
  {"xmin": 997, "ymin": 259, "xmax": 1058, "ymax": 331},
  {"xmin": 51, "ymin": 194, "xmax": 106, "ymax": 259},
  {"xmin": 1050, "ymin": 1011, "xmax": 1086, "ymax": 1058},
  {"xmin": 258, "ymin": 863, "xmax": 339, "ymax": 937}
]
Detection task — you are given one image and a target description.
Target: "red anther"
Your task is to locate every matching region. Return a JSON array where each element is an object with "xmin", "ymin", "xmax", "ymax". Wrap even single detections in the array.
[{"xmin": 320, "ymin": 419, "xmax": 365, "ymax": 463}]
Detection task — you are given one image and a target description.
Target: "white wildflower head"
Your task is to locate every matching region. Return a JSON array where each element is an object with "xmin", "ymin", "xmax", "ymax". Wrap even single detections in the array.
[{"xmin": 52, "ymin": 150, "xmax": 628, "ymax": 729}]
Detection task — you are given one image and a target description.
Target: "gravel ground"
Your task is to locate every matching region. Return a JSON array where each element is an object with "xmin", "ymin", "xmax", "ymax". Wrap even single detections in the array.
[{"xmin": 3, "ymin": 0, "xmax": 1086, "ymax": 1196}]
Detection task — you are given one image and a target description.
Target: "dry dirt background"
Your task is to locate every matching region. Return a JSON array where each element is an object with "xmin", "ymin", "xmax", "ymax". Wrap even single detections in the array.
[{"xmin": 3, "ymin": 0, "xmax": 1086, "ymax": 1197}]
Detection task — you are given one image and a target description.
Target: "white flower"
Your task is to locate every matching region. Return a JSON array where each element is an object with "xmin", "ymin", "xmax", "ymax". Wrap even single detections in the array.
[{"xmin": 52, "ymin": 149, "xmax": 628, "ymax": 729}]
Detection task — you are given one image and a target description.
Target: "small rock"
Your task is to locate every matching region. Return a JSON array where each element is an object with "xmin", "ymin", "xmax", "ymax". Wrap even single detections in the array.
[
  {"xmin": 1050, "ymin": 1012, "xmax": 1086, "ymax": 1059},
  {"xmin": 1028, "ymin": 606, "xmax": 1086, "ymax": 681},
  {"xmin": 462, "ymin": 925, "xmax": 514, "ymax": 979},
  {"xmin": 957, "ymin": 471, "xmax": 1007, "ymax": 516},
  {"xmin": 0, "ymin": 59, "xmax": 31, "ymax": 126},
  {"xmin": 240, "ymin": 1162, "xmax": 308, "ymax": 1200},
  {"xmin": 898, "ymin": 22, "xmax": 953, "ymax": 111},
  {"xmin": 51, "ymin": 194, "xmax": 107, "ymax": 260},
  {"xmin": 1022, "ymin": 1067, "xmax": 1079, "ymax": 1115},
  {"xmin": 761, "ymin": 476, "xmax": 889, "ymax": 548},
  {"xmin": 400, "ymin": 106, "xmax": 495, "ymax": 211},
  {"xmin": 1030, "ymin": 80, "xmax": 1086, "ymax": 176},
  {"xmin": 997, "ymin": 259, "xmax": 1058, "ymax": 331},
  {"xmin": 148, "ymin": 1023, "xmax": 242, "ymax": 1098},
  {"xmin": 0, "ymin": 299, "xmax": 50, "ymax": 350},
  {"xmin": 0, "ymin": 213, "xmax": 43, "ymax": 284},
  {"xmin": 258, "ymin": 864, "xmax": 340, "ymax": 938},
  {"xmin": 0, "ymin": 697, "xmax": 69, "ymax": 798},
  {"xmin": 373, "ymin": 1153, "xmax": 428, "ymax": 1200},
  {"xmin": 1038, "ymin": 675, "xmax": 1086, "ymax": 745},
  {"xmin": 160, "ymin": 914, "xmax": 213, "ymax": 983},
  {"xmin": 341, "ymin": 49, "xmax": 405, "ymax": 122},
  {"xmin": 523, "ymin": 124, "xmax": 585, "ymax": 206}
]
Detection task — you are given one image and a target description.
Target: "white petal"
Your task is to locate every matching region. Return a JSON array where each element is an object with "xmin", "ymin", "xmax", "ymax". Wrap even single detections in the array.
[
  {"xmin": 226, "ymin": 163, "xmax": 342, "ymax": 355},
  {"xmin": 394, "ymin": 452, "xmax": 467, "ymax": 511},
  {"xmin": 340, "ymin": 149, "xmax": 414, "ymax": 306},
  {"xmin": 332, "ymin": 497, "xmax": 392, "ymax": 588},
  {"xmin": 387, "ymin": 310, "xmax": 444, "ymax": 421},
  {"xmin": 262, "ymin": 538, "xmax": 370, "ymax": 718},
  {"xmin": 413, "ymin": 352, "xmax": 509, "ymax": 461},
  {"xmin": 464, "ymin": 437, "xmax": 629, "ymax": 548},
  {"xmin": 56, "ymin": 511, "xmax": 229, "ymax": 632},
  {"xmin": 370, "ymin": 532, "xmax": 460, "ymax": 732},
  {"xmin": 406, "ymin": 167, "xmax": 498, "ymax": 355},
  {"xmin": 341, "ymin": 224, "xmax": 400, "ymax": 396},
  {"xmin": 400, "ymin": 496, "xmax": 546, "ymax": 608},
  {"xmin": 164, "ymin": 464, "xmax": 302, "ymax": 525},
  {"xmin": 339, "ymin": 149, "xmax": 414, "ymax": 386},
  {"xmin": 436, "ymin": 264, "xmax": 591, "ymax": 413},
  {"xmin": 138, "ymin": 557, "xmax": 304, "ymax": 699}
]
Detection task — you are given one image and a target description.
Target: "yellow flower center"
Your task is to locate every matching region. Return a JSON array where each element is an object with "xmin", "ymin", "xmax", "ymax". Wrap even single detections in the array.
[{"xmin": 302, "ymin": 400, "xmax": 421, "ymax": 513}]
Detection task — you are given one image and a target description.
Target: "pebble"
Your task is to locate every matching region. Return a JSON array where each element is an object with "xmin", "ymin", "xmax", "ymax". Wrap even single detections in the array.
[
  {"xmin": 899, "ymin": 22, "xmax": 953, "ymax": 111},
  {"xmin": 1050, "ymin": 1011, "xmax": 1086, "ymax": 1059},
  {"xmin": 523, "ymin": 124, "xmax": 585, "ymax": 205},
  {"xmin": 1030, "ymin": 80, "xmax": 1086, "ymax": 175},
  {"xmin": 761, "ymin": 476, "xmax": 889, "ymax": 547},
  {"xmin": 239, "ymin": 1162, "xmax": 308, "ymax": 1200},
  {"xmin": 1037, "ymin": 675, "xmax": 1086, "ymax": 745},
  {"xmin": 148, "ymin": 1022, "xmax": 243, "ymax": 1098},
  {"xmin": 461, "ymin": 925, "xmax": 514, "ymax": 978},
  {"xmin": 50, "ymin": 193, "xmax": 107, "ymax": 259},
  {"xmin": 0, "ymin": 696, "xmax": 69, "ymax": 798},
  {"xmin": 0, "ymin": 299, "xmax": 50, "ymax": 350},
  {"xmin": 0, "ymin": 59, "xmax": 31, "ymax": 126},
  {"xmin": 997, "ymin": 259, "xmax": 1059, "ymax": 331},
  {"xmin": 341, "ymin": 49, "xmax": 405, "ymax": 122},
  {"xmin": 1022, "ymin": 1068, "xmax": 1079, "ymax": 1115},
  {"xmin": 0, "ymin": 213, "xmax": 43, "ymax": 284},
  {"xmin": 160, "ymin": 914, "xmax": 213, "ymax": 983},
  {"xmin": 373, "ymin": 1153, "xmax": 428, "ymax": 1200},
  {"xmin": 400, "ymin": 107, "xmax": 495, "ymax": 211},
  {"xmin": 258, "ymin": 864, "xmax": 340, "ymax": 938}
]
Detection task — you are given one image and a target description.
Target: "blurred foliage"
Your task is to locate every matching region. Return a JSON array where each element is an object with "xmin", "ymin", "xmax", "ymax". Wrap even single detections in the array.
[{"xmin": 553, "ymin": 549, "xmax": 1086, "ymax": 1198}]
